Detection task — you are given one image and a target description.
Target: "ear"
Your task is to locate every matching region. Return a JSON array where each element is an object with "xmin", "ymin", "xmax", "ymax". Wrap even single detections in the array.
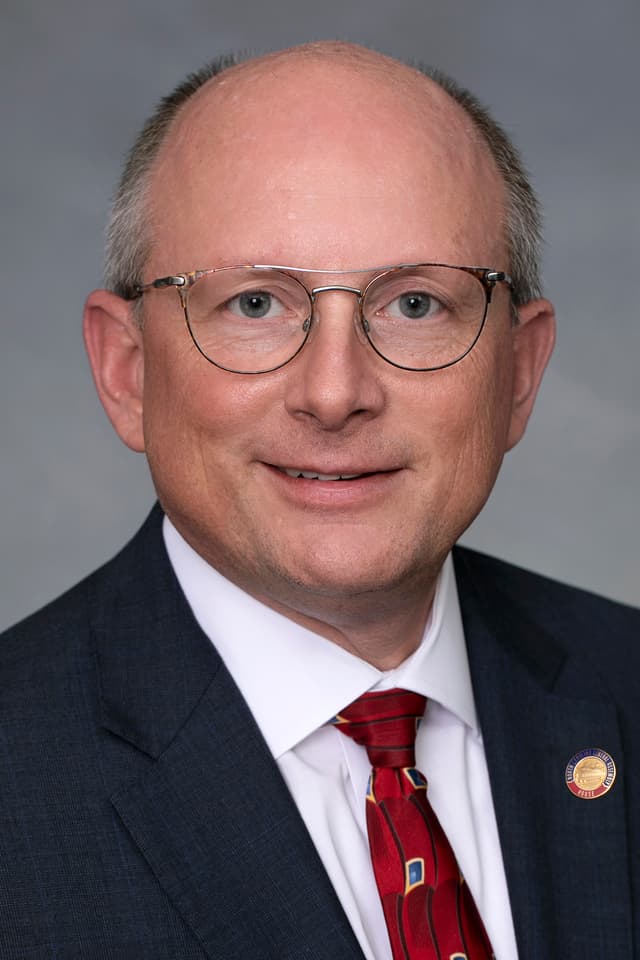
[
  {"xmin": 506, "ymin": 297, "xmax": 556, "ymax": 450},
  {"xmin": 82, "ymin": 289, "xmax": 146, "ymax": 452}
]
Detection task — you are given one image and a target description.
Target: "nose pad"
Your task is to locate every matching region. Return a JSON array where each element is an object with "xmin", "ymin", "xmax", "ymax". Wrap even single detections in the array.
[{"xmin": 306, "ymin": 286, "xmax": 369, "ymax": 350}]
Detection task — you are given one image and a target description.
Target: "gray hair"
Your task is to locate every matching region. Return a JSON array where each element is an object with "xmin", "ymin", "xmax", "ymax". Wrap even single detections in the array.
[
  {"xmin": 104, "ymin": 48, "xmax": 542, "ymax": 309},
  {"xmin": 419, "ymin": 65, "xmax": 542, "ymax": 305},
  {"xmin": 104, "ymin": 53, "xmax": 240, "ymax": 303}
]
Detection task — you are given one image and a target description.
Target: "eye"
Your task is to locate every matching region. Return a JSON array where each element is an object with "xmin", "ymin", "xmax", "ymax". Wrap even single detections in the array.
[
  {"xmin": 227, "ymin": 290, "xmax": 286, "ymax": 319},
  {"xmin": 385, "ymin": 291, "xmax": 442, "ymax": 320}
]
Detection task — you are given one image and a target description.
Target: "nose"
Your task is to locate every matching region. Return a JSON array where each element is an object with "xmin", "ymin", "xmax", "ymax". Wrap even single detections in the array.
[{"xmin": 283, "ymin": 288, "xmax": 386, "ymax": 431}]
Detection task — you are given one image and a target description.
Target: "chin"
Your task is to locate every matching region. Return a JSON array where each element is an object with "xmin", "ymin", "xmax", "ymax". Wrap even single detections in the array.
[{"xmin": 267, "ymin": 547, "xmax": 433, "ymax": 604}]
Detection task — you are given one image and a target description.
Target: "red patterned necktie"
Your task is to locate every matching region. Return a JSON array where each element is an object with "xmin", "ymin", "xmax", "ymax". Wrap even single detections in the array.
[{"xmin": 333, "ymin": 688, "xmax": 494, "ymax": 960}]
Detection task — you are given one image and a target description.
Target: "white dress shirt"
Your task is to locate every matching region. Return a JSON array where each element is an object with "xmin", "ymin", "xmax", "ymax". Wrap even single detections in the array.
[{"xmin": 163, "ymin": 517, "xmax": 519, "ymax": 959}]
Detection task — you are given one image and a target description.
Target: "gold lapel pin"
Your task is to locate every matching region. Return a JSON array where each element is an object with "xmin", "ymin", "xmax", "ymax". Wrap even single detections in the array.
[{"xmin": 565, "ymin": 748, "xmax": 616, "ymax": 799}]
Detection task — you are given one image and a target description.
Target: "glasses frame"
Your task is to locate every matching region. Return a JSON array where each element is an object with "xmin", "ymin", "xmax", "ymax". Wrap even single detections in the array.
[{"xmin": 133, "ymin": 262, "xmax": 513, "ymax": 374}]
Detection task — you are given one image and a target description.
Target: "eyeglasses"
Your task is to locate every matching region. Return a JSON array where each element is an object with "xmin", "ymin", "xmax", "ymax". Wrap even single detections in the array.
[{"xmin": 133, "ymin": 262, "xmax": 512, "ymax": 375}]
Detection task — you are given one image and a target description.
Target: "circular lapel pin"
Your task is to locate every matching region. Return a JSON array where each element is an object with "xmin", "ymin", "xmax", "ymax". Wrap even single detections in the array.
[{"xmin": 565, "ymin": 748, "xmax": 616, "ymax": 799}]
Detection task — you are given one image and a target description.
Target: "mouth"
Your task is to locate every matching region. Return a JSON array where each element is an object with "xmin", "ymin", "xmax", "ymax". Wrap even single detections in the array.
[
  {"xmin": 280, "ymin": 468, "xmax": 369, "ymax": 481},
  {"xmin": 264, "ymin": 462, "xmax": 402, "ymax": 506},
  {"xmin": 270, "ymin": 465, "xmax": 399, "ymax": 483}
]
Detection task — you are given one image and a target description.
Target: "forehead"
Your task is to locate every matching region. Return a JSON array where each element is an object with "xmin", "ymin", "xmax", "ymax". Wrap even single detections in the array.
[{"xmin": 148, "ymin": 49, "xmax": 506, "ymax": 271}]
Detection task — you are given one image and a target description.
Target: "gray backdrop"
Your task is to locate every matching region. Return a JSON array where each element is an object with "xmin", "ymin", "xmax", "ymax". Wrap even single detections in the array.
[{"xmin": 1, "ymin": 0, "xmax": 638, "ymax": 631}]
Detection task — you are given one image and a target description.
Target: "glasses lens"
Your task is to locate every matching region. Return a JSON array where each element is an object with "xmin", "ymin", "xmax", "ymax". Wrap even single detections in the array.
[
  {"xmin": 185, "ymin": 267, "xmax": 311, "ymax": 373},
  {"xmin": 362, "ymin": 265, "xmax": 488, "ymax": 370}
]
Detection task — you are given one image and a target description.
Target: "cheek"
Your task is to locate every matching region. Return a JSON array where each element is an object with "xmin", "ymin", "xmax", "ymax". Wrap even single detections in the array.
[
  {"xmin": 141, "ymin": 337, "xmax": 278, "ymax": 484},
  {"xmin": 415, "ymin": 345, "xmax": 515, "ymax": 484},
  {"xmin": 461, "ymin": 350, "xmax": 515, "ymax": 479}
]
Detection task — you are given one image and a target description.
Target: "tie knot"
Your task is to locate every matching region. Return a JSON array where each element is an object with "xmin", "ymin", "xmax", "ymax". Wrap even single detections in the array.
[{"xmin": 332, "ymin": 688, "xmax": 426, "ymax": 768}]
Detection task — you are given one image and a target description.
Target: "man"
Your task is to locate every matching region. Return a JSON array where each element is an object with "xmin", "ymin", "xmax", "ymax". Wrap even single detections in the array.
[{"xmin": 0, "ymin": 41, "xmax": 637, "ymax": 960}]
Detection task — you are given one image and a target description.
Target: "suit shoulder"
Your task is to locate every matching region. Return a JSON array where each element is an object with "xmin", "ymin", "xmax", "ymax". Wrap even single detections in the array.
[
  {"xmin": 0, "ymin": 505, "xmax": 165, "ymax": 714},
  {"xmin": 454, "ymin": 546, "xmax": 640, "ymax": 716},
  {"xmin": 1, "ymin": 506, "xmax": 163, "ymax": 651},
  {"xmin": 0, "ymin": 564, "xmax": 105, "ymax": 715},
  {"xmin": 454, "ymin": 545, "xmax": 640, "ymax": 644}
]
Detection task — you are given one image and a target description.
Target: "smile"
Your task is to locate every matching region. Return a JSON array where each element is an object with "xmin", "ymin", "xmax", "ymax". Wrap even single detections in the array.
[{"xmin": 281, "ymin": 468, "xmax": 365, "ymax": 481}]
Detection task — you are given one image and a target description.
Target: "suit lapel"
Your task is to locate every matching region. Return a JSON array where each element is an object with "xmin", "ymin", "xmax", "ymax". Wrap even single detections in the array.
[
  {"xmin": 93, "ymin": 507, "xmax": 363, "ymax": 960},
  {"xmin": 454, "ymin": 547, "xmax": 633, "ymax": 958}
]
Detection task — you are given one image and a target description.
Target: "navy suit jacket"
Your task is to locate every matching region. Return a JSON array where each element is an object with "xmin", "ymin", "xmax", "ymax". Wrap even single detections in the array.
[{"xmin": 1, "ymin": 504, "xmax": 638, "ymax": 958}]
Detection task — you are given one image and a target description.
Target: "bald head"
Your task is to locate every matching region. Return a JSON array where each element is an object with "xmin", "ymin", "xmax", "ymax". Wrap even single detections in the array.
[
  {"xmin": 169, "ymin": 41, "xmax": 468, "ymax": 124},
  {"xmin": 105, "ymin": 42, "xmax": 542, "ymax": 308},
  {"xmin": 150, "ymin": 45, "xmax": 504, "ymax": 276},
  {"xmin": 161, "ymin": 42, "xmax": 495, "ymax": 191}
]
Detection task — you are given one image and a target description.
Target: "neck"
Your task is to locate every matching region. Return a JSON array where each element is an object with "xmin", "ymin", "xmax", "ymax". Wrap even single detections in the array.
[
  {"xmin": 254, "ymin": 574, "xmax": 439, "ymax": 671},
  {"xmin": 165, "ymin": 512, "xmax": 444, "ymax": 670}
]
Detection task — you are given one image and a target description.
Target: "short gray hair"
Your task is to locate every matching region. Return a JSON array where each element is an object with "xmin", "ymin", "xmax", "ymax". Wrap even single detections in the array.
[
  {"xmin": 104, "ymin": 49, "xmax": 542, "ymax": 309},
  {"xmin": 419, "ymin": 65, "xmax": 542, "ymax": 305},
  {"xmin": 104, "ymin": 53, "xmax": 240, "ymax": 303}
]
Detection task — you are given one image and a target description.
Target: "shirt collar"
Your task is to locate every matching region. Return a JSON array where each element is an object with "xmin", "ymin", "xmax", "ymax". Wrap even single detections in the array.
[{"xmin": 163, "ymin": 516, "xmax": 478, "ymax": 759}]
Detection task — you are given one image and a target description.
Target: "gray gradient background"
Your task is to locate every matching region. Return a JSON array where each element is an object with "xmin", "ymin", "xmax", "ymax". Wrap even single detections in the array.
[{"xmin": 1, "ymin": 0, "xmax": 638, "ymax": 631}]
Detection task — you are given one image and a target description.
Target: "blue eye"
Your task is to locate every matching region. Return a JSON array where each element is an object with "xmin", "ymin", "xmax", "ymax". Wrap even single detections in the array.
[
  {"xmin": 228, "ymin": 290, "xmax": 285, "ymax": 319},
  {"xmin": 375, "ymin": 286, "xmax": 446, "ymax": 322},
  {"xmin": 395, "ymin": 292, "xmax": 435, "ymax": 319}
]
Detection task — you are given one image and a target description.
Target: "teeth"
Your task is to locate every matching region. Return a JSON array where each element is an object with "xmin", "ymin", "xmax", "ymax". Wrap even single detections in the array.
[{"xmin": 283, "ymin": 468, "xmax": 362, "ymax": 481}]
